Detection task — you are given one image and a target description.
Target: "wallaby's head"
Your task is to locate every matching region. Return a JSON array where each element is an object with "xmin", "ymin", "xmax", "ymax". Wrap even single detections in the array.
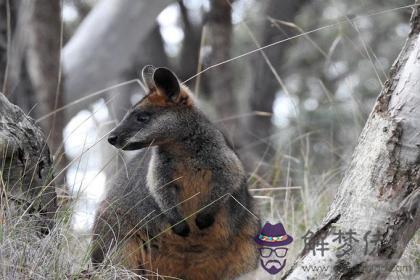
[{"xmin": 108, "ymin": 65, "xmax": 197, "ymax": 150}]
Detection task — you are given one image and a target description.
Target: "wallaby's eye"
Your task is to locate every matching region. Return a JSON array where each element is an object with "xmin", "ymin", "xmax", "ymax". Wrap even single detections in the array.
[{"xmin": 136, "ymin": 113, "xmax": 150, "ymax": 123}]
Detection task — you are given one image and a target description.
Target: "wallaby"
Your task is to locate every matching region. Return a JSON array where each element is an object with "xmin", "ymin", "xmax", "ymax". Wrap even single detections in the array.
[{"xmin": 91, "ymin": 65, "xmax": 259, "ymax": 279}]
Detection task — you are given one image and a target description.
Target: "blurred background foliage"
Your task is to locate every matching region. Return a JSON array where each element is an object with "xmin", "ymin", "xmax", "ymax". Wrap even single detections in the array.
[{"xmin": 0, "ymin": 0, "xmax": 417, "ymax": 275}]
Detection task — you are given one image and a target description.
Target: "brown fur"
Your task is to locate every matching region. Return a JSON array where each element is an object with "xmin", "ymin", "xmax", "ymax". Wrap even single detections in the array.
[
  {"xmin": 174, "ymin": 164, "xmax": 213, "ymax": 216},
  {"xmin": 105, "ymin": 164, "xmax": 259, "ymax": 279},
  {"xmin": 121, "ymin": 215, "xmax": 259, "ymax": 280},
  {"xmin": 137, "ymin": 86, "xmax": 194, "ymax": 109}
]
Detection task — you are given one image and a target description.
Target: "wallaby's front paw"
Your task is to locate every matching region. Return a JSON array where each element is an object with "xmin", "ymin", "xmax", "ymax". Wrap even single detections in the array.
[
  {"xmin": 195, "ymin": 213, "xmax": 215, "ymax": 230},
  {"xmin": 171, "ymin": 221, "xmax": 190, "ymax": 237}
]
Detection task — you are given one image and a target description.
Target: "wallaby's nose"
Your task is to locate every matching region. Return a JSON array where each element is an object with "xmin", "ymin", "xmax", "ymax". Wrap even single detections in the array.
[{"xmin": 108, "ymin": 135, "xmax": 118, "ymax": 145}]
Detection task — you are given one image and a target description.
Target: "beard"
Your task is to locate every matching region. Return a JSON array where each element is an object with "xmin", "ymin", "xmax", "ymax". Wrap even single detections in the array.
[{"xmin": 261, "ymin": 259, "xmax": 286, "ymax": 275}]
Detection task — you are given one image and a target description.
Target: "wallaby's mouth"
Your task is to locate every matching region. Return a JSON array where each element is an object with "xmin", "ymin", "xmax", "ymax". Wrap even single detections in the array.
[
  {"xmin": 120, "ymin": 141, "xmax": 149, "ymax": 150},
  {"xmin": 108, "ymin": 134, "xmax": 148, "ymax": 150}
]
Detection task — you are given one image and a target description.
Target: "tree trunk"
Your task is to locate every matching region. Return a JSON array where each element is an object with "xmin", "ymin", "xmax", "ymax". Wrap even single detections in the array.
[
  {"xmin": 0, "ymin": 91, "xmax": 57, "ymax": 234},
  {"xmin": 1, "ymin": 0, "xmax": 65, "ymax": 159},
  {"xmin": 61, "ymin": 0, "xmax": 171, "ymax": 121},
  {"xmin": 0, "ymin": 0, "xmax": 36, "ymax": 114},
  {"xmin": 205, "ymin": 0, "xmax": 238, "ymax": 145},
  {"xmin": 283, "ymin": 6, "xmax": 420, "ymax": 279},
  {"xmin": 245, "ymin": 0, "xmax": 308, "ymax": 169},
  {"xmin": 177, "ymin": 0, "xmax": 202, "ymax": 84},
  {"xmin": 23, "ymin": 0, "xmax": 67, "ymax": 177},
  {"xmin": 0, "ymin": 0, "xmax": 17, "ymax": 94}
]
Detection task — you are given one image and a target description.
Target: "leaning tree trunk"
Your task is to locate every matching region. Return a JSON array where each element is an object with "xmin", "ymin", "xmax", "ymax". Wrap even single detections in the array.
[
  {"xmin": 283, "ymin": 6, "xmax": 420, "ymax": 280},
  {"xmin": 0, "ymin": 91, "xmax": 57, "ymax": 234},
  {"xmin": 61, "ymin": 0, "xmax": 171, "ymax": 121}
]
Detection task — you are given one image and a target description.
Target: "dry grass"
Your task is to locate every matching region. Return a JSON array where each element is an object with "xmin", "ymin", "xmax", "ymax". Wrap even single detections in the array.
[{"xmin": 0, "ymin": 200, "xmax": 145, "ymax": 279}]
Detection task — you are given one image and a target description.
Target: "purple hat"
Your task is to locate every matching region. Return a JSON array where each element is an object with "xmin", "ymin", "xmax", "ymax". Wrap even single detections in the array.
[{"xmin": 254, "ymin": 222, "xmax": 293, "ymax": 247}]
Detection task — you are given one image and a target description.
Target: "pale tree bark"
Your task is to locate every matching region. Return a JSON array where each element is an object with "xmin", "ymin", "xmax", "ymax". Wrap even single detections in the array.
[
  {"xmin": 283, "ymin": 6, "xmax": 420, "ymax": 280},
  {"xmin": 62, "ymin": 0, "xmax": 171, "ymax": 121},
  {"xmin": 0, "ymin": 91, "xmax": 57, "ymax": 234}
]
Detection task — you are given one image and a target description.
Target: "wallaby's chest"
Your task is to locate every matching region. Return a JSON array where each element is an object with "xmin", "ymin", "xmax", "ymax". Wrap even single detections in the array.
[
  {"xmin": 172, "ymin": 162, "xmax": 212, "ymax": 216},
  {"xmin": 148, "ymin": 153, "xmax": 215, "ymax": 215}
]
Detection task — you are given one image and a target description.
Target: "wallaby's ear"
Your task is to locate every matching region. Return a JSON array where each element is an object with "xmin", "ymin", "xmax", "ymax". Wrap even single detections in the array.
[
  {"xmin": 153, "ymin": 67, "xmax": 180, "ymax": 100},
  {"xmin": 141, "ymin": 65, "xmax": 156, "ymax": 90}
]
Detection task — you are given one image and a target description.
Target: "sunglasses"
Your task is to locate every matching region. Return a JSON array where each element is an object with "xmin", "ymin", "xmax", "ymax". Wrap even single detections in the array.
[{"xmin": 258, "ymin": 247, "xmax": 288, "ymax": 258}]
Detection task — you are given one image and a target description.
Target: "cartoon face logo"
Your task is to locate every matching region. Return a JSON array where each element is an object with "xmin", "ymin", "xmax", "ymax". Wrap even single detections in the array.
[{"xmin": 254, "ymin": 222, "xmax": 293, "ymax": 275}]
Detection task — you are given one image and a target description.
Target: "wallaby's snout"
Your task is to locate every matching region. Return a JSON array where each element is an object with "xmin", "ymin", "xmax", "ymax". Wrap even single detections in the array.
[
  {"xmin": 107, "ymin": 124, "xmax": 129, "ymax": 148},
  {"xmin": 108, "ymin": 134, "xmax": 118, "ymax": 146},
  {"xmin": 107, "ymin": 128, "xmax": 131, "ymax": 149}
]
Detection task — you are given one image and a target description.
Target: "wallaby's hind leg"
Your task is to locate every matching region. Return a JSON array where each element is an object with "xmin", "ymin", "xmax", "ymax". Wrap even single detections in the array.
[
  {"xmin": 118, "ymin": 238, "xmax": 145, "ymax": 272},
  {"xmin": 91, "ymin": 202, "xmax": 143, "ymax": 270},
  {"xmin": 91, "ymin": 227, "xmax": 146, "ymax": 272},
  {"xmin": 91, "ymin": 217, "xmax": 113, "ymax": 268},
  {"xmin": 90, "ymin": 242, "xmax": 105, "ymax": 268}
]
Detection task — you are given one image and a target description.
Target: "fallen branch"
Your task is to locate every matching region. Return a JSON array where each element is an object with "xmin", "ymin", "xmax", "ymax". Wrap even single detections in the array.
[{"xmin": 0, "ymin": 92, "xmax": 57, "ymax": 233}]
